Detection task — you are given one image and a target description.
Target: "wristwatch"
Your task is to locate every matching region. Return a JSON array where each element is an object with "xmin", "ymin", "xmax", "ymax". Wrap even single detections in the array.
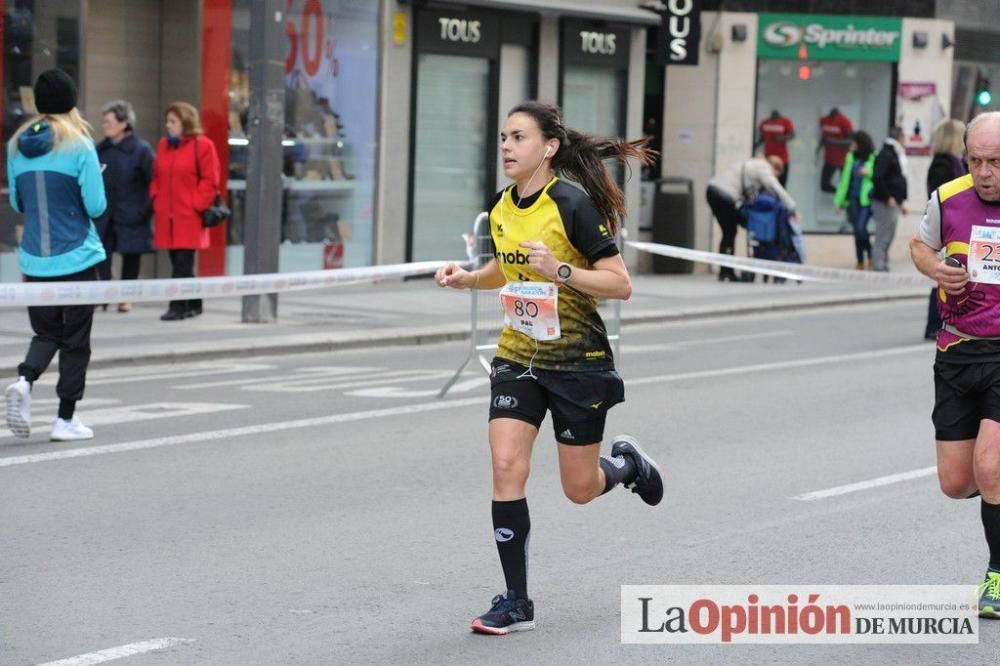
[{"xmin": 556, "ymin": 262, "xmax": 573, "ymax": 284}]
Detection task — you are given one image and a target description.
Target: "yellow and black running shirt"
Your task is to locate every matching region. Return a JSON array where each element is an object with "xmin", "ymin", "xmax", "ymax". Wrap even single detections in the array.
[{"xmin": 489, "ymin": 177, "xmax": 619, "ymax": 371}]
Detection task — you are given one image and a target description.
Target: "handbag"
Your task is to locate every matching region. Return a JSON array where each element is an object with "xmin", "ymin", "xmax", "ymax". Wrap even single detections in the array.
[{"xmin": 193, "ymin": 136, "xmax": 230, "ymax": 228}]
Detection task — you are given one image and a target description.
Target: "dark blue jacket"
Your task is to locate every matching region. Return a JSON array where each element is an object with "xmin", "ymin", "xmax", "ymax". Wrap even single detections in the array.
[{"xmin": 96, "ymin": 132, "xmax": 154, "ymax": 254}]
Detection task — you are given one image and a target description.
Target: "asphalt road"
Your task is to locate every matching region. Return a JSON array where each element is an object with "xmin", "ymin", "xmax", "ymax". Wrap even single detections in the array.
[{"xmin": 2, "ymin": 299, "xmax": 995, "ymax": 665}]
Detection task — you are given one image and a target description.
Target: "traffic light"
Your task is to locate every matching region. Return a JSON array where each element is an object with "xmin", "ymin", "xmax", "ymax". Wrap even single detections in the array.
[{"xmin": 977, "ymin": 83, "xmax": 992, "ymax": 107}]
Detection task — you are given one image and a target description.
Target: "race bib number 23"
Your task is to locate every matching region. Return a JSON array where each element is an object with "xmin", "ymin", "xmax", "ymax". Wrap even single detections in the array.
[
  {"xmin": 969, "ymin": 225, "xmax": 1000, "ymax": 284},
  {"xmin": 499, "ymin": 281, "xmax": 561, "ymax": 341}
]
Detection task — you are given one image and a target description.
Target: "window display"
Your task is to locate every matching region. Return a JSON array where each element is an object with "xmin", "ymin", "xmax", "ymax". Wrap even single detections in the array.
[{"xmin": 227, "ymin": 0, "xmax": 377, "ymax": 272}]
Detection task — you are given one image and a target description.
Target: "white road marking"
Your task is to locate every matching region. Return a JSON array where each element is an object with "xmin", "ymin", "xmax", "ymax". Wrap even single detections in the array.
[
  {"xmin": 175, "ymin": 365, "xmax": 381, "ymax": 390},
  {"xmin": 0, "ymin": 343, "xmax": 931, "ymax": 468},
  {"xmin": 34, "ymin": 361, "xmax": 274, "ymax": 386},
  {"xmin": 348, "ymin": 375, "xmax": 490, "ymax": 398},
  {"xmin": 625, "ymin": 344, "xmax": 929, "ymax": 386},
  {"xmin": 0, "ymin": 397, "xmax": 485, "ymax": 467},
  {"xmin": 622, "ymin": 330, "xmax": 793, "ymax": 353},
  {"xmin": 791, "ymin": 466, "xmax": 937, "ymax": 501},
  {"xmin": 36, "ymin": 637, "xmax": 194, "ymax": 665},
  {"xmin": 240, "ymin": 369, "xmax": 451, "ymax": 393},
  {"xmin": 0, "ymin": 402, "xmax": 247, "ymax": 441}
]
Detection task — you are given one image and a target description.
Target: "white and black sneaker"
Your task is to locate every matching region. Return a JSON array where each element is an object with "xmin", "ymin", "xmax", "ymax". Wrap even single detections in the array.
[
  {"xmin": 5, "ymin": 376, "xmax": 31, "ymax": 438},
  {"xmin": 611, "ymin": 434, "xmax": 663, "ymax": 506}
]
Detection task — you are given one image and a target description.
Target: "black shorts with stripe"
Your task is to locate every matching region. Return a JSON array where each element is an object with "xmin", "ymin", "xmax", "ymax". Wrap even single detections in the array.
[{"xmin": 488, "ymin": 357, "xmax": 625, "ymax": 445}]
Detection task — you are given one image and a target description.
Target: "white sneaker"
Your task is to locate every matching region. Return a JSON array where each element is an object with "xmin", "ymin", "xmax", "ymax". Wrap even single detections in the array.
[
  {"xmin": 50, "ymin": 416, "xmax": 94, "ymax": 442},
  {"xmin": 5, "ymin": 377, "xmax": 31, "ymax": 438}
]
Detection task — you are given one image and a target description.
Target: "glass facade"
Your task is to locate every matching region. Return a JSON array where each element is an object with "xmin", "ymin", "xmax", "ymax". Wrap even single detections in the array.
[
  {"xmin": 227, "ymin": 0, "xmax": 379, "ymax": 272},
  {"xmin": 1, "ymin": 0, "xmax": 83, "ymax": 281},
  {"xmin": 754, "ymin": 59, "xmax": 893, "ymax": 233}
]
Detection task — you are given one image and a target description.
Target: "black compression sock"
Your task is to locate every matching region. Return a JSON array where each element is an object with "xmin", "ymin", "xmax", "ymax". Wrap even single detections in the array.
[
  {"xmin": 983, "ymin": 499, "xmax": 1000, "ymax": 571},
  {"xmin": 58, "ymin": 399, "xmax": 75, "ymax": 420},
  {"xmin": 492, "ymin": 498, "xmax": 530, "ymax": 599},
  {"xmin": 600, "ymin": 454, "xmax": 637, "ymax": 495}
]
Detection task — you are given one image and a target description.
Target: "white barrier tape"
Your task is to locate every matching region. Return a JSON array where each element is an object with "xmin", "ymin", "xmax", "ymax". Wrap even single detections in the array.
[
  {"xmin": 628, "ymin": 241, "xmax": 934, "ymax": 287},
  {"xmin": 0, "ymin": 260, "xmax": 452, "ymax": 307}
]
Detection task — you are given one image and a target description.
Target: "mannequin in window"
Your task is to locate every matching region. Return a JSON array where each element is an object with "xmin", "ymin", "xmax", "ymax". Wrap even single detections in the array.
[
  {"xmin": 817, "ymin": 108, "xmax": 854, "ymax": 193},
  {"xmin": 755, "ymin": 109, "xmax": 794, "ymax": 186}
]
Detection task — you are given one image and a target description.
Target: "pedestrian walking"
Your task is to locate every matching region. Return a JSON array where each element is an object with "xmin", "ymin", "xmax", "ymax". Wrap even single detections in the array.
[
  {"xmin": 870, "ymin": 126, "xmax": 909, "ymax": 271},
  {"xmin": 834, "ymin": 131, "xmax": 876, "ymax": 269},
  {"xmin": 434, "ymin": 101, "xmax": 663, "ymax": 635},
  {"xmin": 4, "ymin": 69, "xmax": 107, "ymax": 441},
  {"xmin": 909, "ymin": 111, "xmax": 1000, "ymax": 618},
  {"xmin": 922, "ymin": 119, "xmax": 968, "ymax": 340},
  {"xmin": 151, "ymin": 101, "xmax": 220, "ymax": 320},
  {"xmin": 96, "ymin": 100, "xmax": 155, "ymax": 312}
]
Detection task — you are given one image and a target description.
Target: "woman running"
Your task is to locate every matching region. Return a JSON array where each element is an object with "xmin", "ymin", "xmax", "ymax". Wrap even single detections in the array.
[{"xmin": 435, "ymin": 101, "xmax": 663, "ymax": 635}]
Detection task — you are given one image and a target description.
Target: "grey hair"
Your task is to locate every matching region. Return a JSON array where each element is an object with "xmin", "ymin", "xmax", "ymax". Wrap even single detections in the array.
[
  {"xmin": 964, "ymin": 111, "xmax": 1000, "ymax": 149},
  {"xmin": 101, "ymin": 99, "xmax": 136, "ymax": 130}
]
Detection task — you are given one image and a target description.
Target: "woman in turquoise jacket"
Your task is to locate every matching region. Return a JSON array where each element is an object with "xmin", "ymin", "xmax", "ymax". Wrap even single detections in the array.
[
  {"xmin": 834, "ymin": 131, "xmax": 876, "ymax": 269},
  {"xmin": 4, "ymin": 69, "xmax": 107, "ymax": 442}
]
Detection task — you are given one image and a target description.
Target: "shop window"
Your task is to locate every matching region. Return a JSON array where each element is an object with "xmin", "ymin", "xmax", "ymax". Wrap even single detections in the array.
[
  {"xmin": 227, "ymin": 0, "xmax": 378, "ymax": 272},
  {"xmin": 755, "ymin": 59, "xmax": 892, "ymax": 233}
]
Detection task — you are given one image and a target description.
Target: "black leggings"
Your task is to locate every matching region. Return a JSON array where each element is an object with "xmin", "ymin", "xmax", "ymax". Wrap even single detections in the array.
[
  {"xmin": 706, "ymin": 185, "xmax": 744, "ymax": 256},
  {"xmin": 167, "ymin": 249, "xmax": 202, "ymax": 313},
  {"xmin": 97, "ymin": 253, "xmax": 141, "ymax": 281}
]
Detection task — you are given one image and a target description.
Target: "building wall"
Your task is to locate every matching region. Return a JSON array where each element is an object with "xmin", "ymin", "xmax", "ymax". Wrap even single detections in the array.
[
  {"xmin": 82, "ymin": 0, "xmax": 163, "ymax": 142},
  {"xmin": 160, "ymin": 0, "xmax": 202, "ymax": 114}
]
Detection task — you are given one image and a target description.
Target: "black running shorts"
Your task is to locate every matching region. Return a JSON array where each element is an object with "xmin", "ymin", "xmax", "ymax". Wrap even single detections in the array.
[
  {"xmin": 488, "ymin": 358, "xmax": 625, "ymax": 445},
  {"xmin": 933, "ymin": 361, "xmax": 1000, "ymax": 441}
]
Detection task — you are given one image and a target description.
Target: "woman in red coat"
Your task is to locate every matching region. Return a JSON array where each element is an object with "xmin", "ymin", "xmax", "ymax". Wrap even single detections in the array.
[{"xmin": 150, "ymin": 101, "xmax": 220, "ymax": 320}]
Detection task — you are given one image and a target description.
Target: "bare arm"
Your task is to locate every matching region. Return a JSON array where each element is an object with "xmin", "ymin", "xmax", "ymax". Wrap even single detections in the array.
[
  {"xmin": 909, "ymin": 235, "xmax": 966, "ymax": 295},
  {"xmin": 520, "ymin": 240, "xmax": 631, "ymax": 300},
  {"xmin": 435, "ymin": 258, "xmax": 505, "ymax": 290}
]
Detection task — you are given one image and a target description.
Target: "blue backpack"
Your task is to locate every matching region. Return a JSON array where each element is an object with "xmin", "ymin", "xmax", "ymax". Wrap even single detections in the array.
[{"xmin": 741, "ymin": 192, "xmax": 784, "ymax": 244}]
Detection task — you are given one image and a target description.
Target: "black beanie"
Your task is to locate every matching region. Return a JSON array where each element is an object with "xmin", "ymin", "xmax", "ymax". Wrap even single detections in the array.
[{"xmin": 34, "ymin": 69, "xmax": 77, "ymax": 115}]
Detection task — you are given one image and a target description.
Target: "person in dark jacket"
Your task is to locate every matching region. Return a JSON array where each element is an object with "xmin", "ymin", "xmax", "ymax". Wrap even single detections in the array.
[
  {"xmin": 923, "ymin": 119, "xmax": 968, "ymax": 340},
  {"xmin": 150, "ymin": 101, "xmax": 221, "ymax": 320},
  {"xmin": 870, "ymin": 126, "xmax": 909, "ymax": 271},
  {"xmin": 96, "ymin": 100, "xmax": 154, "ymax": 313},
  {"xmin": 4, "ymin": 69, "xmax": 106, "ymax": 441}
]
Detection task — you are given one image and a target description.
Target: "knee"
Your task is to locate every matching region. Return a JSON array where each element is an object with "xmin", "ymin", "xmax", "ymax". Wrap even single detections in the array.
[
  {"xmin": 561, "ymin": 478, "xmax": 596, "ymax": 505},
  {"xmin": 493, "ymin": 456, "xmax": 529, "ymax": 486},
  {"xmin": 939, "ymin": 468, "xmax": 976, "ymax": 499}
]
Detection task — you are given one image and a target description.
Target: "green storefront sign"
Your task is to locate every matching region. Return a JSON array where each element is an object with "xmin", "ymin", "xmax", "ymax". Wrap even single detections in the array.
[{"xmin": 758, "ymin": 13, "xmax": 902, "ymax": 62}]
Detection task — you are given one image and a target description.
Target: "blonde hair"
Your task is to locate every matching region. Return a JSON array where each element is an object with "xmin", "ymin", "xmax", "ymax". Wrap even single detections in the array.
[
  {"xmin": 165, "ymin": 101, "xmax": 204, "ymax": 136},
  {"xmin": 8, "ymin": 108, "xmax": 94, "ymax": 155},
  {"xmin": 931, "ymin": 119, "xmax": 966, "ymax": 158}
]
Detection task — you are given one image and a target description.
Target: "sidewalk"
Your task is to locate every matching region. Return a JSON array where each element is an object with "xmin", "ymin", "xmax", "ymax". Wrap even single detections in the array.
[{"xmin": 0, "ymin": 265, "xmax": 931, "ymax": 371}]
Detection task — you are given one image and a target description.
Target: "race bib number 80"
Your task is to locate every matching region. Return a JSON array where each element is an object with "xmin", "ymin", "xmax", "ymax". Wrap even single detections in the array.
[
  {"xmin": 499, "ymin": 281, "xmax": 561, "ymax": 341},
  {"xmin": 969, "ymin": 225, "xmax": 1000, "ymax": 284}
]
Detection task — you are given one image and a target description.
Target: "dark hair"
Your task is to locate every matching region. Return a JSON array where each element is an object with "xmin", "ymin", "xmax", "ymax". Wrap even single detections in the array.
[
  {"xmin": 852, "ymin": 131, "xmax": 874, "ymax": 160},
  {"xmin": 507, "ymin": 101, "xmax": 657, "ymax": 236}
]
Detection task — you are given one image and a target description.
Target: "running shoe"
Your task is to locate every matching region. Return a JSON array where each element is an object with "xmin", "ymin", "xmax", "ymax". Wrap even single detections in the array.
[
  {"xmin": 5, "ymin": 376, "xmax": 31, "ymax": 438},
  {"xmin": 470, "ymin": 590, "xmax": 535, "ymax": 635},
  {"xmin": 611, "ymin": 434, "xmax": 663, "ymax": 506},
  {"xmin": 979, "ymin": 570, "xmax": 1000, "ymax": 618}
]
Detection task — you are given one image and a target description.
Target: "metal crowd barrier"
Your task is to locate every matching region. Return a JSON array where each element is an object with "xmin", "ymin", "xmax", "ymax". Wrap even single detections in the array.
[{"xmin": 438, "ymin": 212, "xmax": 624, "ymax": 398}]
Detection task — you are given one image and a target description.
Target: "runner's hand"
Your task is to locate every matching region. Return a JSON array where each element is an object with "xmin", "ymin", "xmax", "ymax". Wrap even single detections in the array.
[
  {"xmin": 935, "ymin": 260, "xmax": 968, "ymax": 295},
  {"xmin": 520, "ymin": 241, "xmax": 558, "ymax": 279},
  {"xmin": 435, "ymin": 262, "xmax": 470, "ymax": 289}
]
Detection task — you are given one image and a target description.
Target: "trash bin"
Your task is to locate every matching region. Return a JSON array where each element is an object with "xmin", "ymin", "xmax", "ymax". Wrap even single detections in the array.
[{"xmin": 651, "ymin": 177, "xmax": 694, "ymax": 274}]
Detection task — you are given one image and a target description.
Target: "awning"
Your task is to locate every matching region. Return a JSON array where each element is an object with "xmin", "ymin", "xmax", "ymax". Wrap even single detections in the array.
[{"xmin": 413, "ymin": 0, "xmax": 662, "ymax": 26}]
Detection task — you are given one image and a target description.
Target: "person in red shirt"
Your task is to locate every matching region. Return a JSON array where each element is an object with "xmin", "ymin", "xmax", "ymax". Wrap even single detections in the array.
[
  {"xmin": 755, "ymin": 109, "xmax": 794, "ymax": 186},
  {"xmin": 150, "ymin": 101, "xmax": 221, "ymax": 321},
  {"xmin": 818, "ymin": 108, "xmax": 854, "ymax": 193}
]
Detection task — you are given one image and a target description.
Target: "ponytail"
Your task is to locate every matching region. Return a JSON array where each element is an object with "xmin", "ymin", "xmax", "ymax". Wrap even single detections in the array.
[
  {"xmin": 552, "ymin": 131, "xmax": 656, "ymax": 236},
  {"xmin": 507, "ymin": 101, "xmax": 657, "ymax": 237}
]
